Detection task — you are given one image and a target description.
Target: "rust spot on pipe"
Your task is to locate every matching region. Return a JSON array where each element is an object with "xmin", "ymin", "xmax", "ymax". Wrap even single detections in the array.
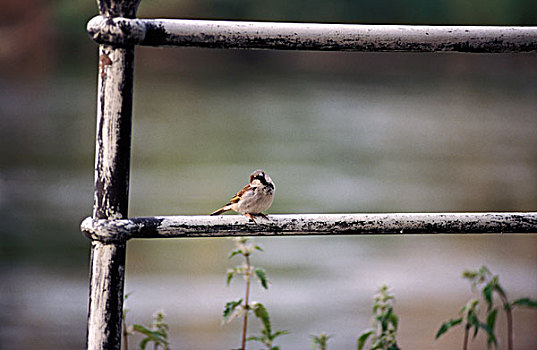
[{"xmin": 99, "ymin": 53, "xmax": 113, "ymax": 78}]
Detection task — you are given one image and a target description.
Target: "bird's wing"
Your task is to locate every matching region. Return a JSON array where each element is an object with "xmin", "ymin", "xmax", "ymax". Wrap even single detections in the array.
[{"xmin": 228, "ymin": 184, "xmax": 252, "ymax": 204}]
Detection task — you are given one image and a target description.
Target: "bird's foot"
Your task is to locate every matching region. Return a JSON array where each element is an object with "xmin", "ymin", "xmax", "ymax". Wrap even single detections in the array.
[
  {"xmin": 244, "ymin": 213, "xmax": 270, "ymax": 224},
  {"xmin": 244, "ymin": 213, "xmax": 257, "ymax": 224},
  {"xmin": 257, "ymin": 213, "xmax": 269, "ymax": 220}
]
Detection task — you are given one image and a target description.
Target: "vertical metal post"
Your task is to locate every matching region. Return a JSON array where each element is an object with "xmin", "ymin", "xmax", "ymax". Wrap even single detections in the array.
[{"xmin": 87, "ymin": 1, "xmax": 140, "ymax": 349}]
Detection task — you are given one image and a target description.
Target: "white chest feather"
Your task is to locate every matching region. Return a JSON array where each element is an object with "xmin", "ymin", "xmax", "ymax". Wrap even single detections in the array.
[{"xmin": 236, "ymin": 186, "xmax": 274, "ymax": 214}]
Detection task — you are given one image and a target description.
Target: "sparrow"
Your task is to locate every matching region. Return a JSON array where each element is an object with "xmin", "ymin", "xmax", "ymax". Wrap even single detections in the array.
[{"xmin": 210, "ymin": 169, "xmax": 275, "ymax": 223}]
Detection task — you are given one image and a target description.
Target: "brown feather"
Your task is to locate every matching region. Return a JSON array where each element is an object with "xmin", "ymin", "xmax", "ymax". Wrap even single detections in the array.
[
  {"xmin": 229, "ymin": 184, "xmax": 251, "ymax": 204},
  {"xmin": 210, "ymin": 207, "xmax": 229, "ymax": 216},
  {"xmin": 210, "ymin": 184, "xmax": 252, "ymax": 215}
]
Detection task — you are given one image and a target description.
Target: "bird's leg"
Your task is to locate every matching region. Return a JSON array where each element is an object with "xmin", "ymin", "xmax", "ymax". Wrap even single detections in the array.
[
  {"xmin": 257, "ymin": 213, "xmax": 269, "ymax": 220},
  {"xmin": 244, "ymin": 213, "xmax": 257, "ymax": 224}
]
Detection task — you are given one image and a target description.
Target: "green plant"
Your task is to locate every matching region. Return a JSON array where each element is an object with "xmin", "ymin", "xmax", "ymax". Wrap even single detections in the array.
[
  {"xmin": 223, "ymin": 237, "xmax": 288, "ymax": 350},
  {"xmin": 357, "ymin": 285, "xmax": 400, "ymax": 350},
  {"xmin": 436, "ymin": 297, "xmax": 495, "ymax": 350},
  {"xmin": 310, "ymin": 333, "xmax": 331, "ymax": 350},
  {"xmin": 131, "ymin": 311, "xmax": 170, "ymax": 350},
  {"xmin": 247, "ymin": 301, "xmax": 289, "ymax": 350},
  {"xmin": 122, "ymin": 293, "xmax": 170, "ymax": 350},
  {"xmin": 436, "ymin": 266, "xmax": 537, "ymax": 350},
  {"xmin": 122, "ymin": 292, "xmax": 132, "ymax": 350}
]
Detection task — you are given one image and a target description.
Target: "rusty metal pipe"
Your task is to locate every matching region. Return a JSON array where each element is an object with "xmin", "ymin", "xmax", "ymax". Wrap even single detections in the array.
[{"xmin": 87, "ymin": 15, "xmax": 537, "ymax": 53}]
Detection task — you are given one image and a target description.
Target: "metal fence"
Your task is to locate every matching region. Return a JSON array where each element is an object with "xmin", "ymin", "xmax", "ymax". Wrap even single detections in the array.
[{"xmin": 82, "ymin": 0, "xmax": 537, "ymax": 348}]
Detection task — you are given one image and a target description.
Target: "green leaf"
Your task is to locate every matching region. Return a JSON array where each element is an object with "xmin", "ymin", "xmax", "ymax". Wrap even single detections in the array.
[
  {"xmin": 255, "ymin": 245, "xmax": 264, "ymax": 252},
  {"xmin": 486, "ymin": 309, "xmax": 497, "ymax": 329},
  {"xmin": 468, "ymin": 313, "xmax": 480, "ymax": 339},
  {"xmin": 272, "ymin": 330, "xmax": 290, "ymax": 339},
  {"xmin": 479, "ymin": 321, "xmax": 497, "ymax": 347},
  {"xmin": 311, "ymin": 333, "xmax": 331, "ymax": 350},
  {"xmin": 389, "ymin": 312, "xmax": 398, "ymax": 330},
  {"xmin": 228, "ymin": 249, "xmax": 243, "ymax": 259},
  {"xmin": 132, "ymin": 324, "xmax": 151, "ymax": 335},
  {"xmin": 255, "ymin": 268, "xmax": 269, "ymax": 289},
  {"xmin": 480, "ymin": 266, "xmax": 492, "ymax": 277},
  {"xmin": 132, "ymin": 324, "xmax": 164, "ymax": 339},
  {"xmin": 462, "ymin": 270, "xmax": 478, "ymax": 280},
  {"xmin": 226, "ymin": 270, "xmax": 235, "ymax": 286},
  {"xmin": 485, "ymin": 309, "xmax": 498, "ymax": 349},
  {"xmin": 132, "ymin": 323, "xmax": 169, "ymax": 349},
  {"xmin": 493, "ymin": 282, "xmax": 508, "ymax": 300},
  {"xmin": 435, "ymin": 318, "xmax": 462, "ymax": 339},
  {"xmin": 140, "ymin": 337, "xmax": 150, "ymax": 349},
  {"xmin": 252, "ymin": 302, "xmax": 271, "ymax": 334},
  {"xmin": 246, "ymin": 335, "xmax": 265, "ymax": 342},
  {"xmin": 372, "ymin": 303, "xmax": 379, "ymax": 314},
  {"xmin": 512, "ymin": 298, "xmax": 537, "ymax": 308},
  {"xmin": 357, "ymin": 330, "xmax": 374, "ymax": 350},
  {"xmin": 379, "ymin": 308, "xmax": 393, "ymax": 332},
  {"xmin": 223, "ymin": 299, "xmax": 243, "ymax": 322},
  {"xmin": 483, "ymin": 283, "xmax": 494, "ymax": 310}
]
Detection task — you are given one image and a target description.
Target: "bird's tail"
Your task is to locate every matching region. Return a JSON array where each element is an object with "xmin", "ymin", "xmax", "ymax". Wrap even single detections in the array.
[{"xmin": 210, "ymin": 206, "xmax": 230, "ymax": 216}]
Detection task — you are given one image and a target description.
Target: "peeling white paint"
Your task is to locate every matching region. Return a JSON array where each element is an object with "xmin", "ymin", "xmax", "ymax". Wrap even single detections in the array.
[
  {"xmin": 87, "ymin": 242, "xmax": 126, "ymax": 349},
  {"xmin": 87, "ymin": 15, "xmax": 537, "ymax": 53},
  {"xmin": 87, "ymin": 15, "xmax": 146, "ymax": 46},
  {"xmin": 100, "ymin": 48, "xmax": 122, "ymax": 190},
  {"xmin": 82, "ymin": 212, "xmax": 537, "ymax": 242},
  {"xmin": 92, "ymin": 45, "xmax": 133, "ymax": 220}
]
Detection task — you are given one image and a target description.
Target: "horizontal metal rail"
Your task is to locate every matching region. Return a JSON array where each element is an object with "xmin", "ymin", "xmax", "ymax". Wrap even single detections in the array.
[
  {"xmin": 81, "ymin": 212, "xmax": 537, "ymax": 242},
  {"xmin": 87, "ymin": 15, "xmax": 537, "ymax": 53}
]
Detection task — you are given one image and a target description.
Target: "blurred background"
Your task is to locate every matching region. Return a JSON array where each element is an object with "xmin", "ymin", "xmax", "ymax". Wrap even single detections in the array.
[{"xmin": 1, "ymin": 0, "xmax": 536, "ymax": 349}]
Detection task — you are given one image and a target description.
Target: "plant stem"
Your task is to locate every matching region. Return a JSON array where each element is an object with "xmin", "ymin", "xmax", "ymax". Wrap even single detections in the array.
[
  {"xmin": 122, "ymin": 314, "xmax": 128, "ymax": 350},
  {"xmin": 241, "ymin": 254, "xmax": 252, "ymax": 350},
  {"xmin": 462, "ymin": 326, "xmax": 469, "ymax": 350},
  {"xmin": 505, "ymin": 307, "xmax": 513, "ymax": 350},
  {"xmin": 498, "ymin": 294, "xmax": 513, "ymax": 350}
]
